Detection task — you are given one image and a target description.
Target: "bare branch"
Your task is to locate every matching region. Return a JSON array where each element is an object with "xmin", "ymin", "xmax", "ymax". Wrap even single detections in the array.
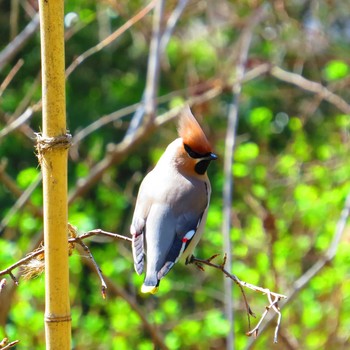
[
  {"xmin": 0, "ymin": 14, "xmax": 39, "ymax": 71},
  {"xmin": 270, "ymin": 66, "xmax": 350, "ymax": 115},
  {"xmin": 66, "ymin": 0, "xmax": 157, "ymax": 77},
  {"xmin": 124, "ymin": 0, "xmax": 165, "ymax": 138},
  {"xmin": 0, "ymin": 59, "xmax": 23, "ymax": 97},
  {"xmin": 68, "ymin": 84, "xmax": 223, "ymax": 203},
  {"xmin": 189, "ymin": 254, "xmax": 286, "ymax": 342},
  {"xmin": 0, "ymin": 338, "xmax": 20, "ymax": 349},
  {"xmin": 0, "ymin": 173, "xmax": 42, "ymax": 232},
  {"xmin": 222, "ymin": 6, "xmax": 268, "ymax": 349},
  {"xmin": 159, "ymin": 0, "xmax": 189, "ymax": 56},
  {"xmin": 0, "ymin": 228, "xmax": 131, "ymax": 280},
  {"xmin": 245, "ymin": 192, "xmax": 350, "ymax": 349},
  {"xmin": 0, "ymin": 221, "xmax": 287, "ymax": 345},
  {"xmin": 143, "ymin": 0, "xmax": 164, "ymax": 118},
  {"xmin": 81, "ymin": 254, "xmax": 169, "ymax": 350},
  {"xmin": 75, "ymin": 237, "xmax": 108, "ymax": 299}
]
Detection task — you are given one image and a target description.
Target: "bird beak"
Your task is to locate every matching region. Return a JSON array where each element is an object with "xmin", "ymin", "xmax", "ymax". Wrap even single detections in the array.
[{"xmin": 207, "ymin": 153, "xmax": 218, "ymax": 161}]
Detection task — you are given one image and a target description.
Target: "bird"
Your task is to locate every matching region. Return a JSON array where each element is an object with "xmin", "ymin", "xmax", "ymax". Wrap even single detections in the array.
[{"xmin": 130, "ymin": 106, "xmax": 217, "ymax": 294}]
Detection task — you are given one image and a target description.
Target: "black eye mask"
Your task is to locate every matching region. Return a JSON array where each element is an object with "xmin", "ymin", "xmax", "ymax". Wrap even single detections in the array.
[{"xmin": 183, "ymin": 143, "xmax": 212, "ymax": 159}]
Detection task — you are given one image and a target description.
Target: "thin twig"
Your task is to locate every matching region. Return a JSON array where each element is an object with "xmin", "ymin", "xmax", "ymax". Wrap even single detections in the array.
[
  {"xmin": 0, "ymin": 59, "xmax": 23, "ymax": 97},
  {"xmin": 270, "ymin": 66, "xmax": 350, "ymax": 115},
  {"xmin": 66, "ymin": 0, "xmax": 157, "ymax": 77},
  {"xmin": 0, "ymin": 225, "xmax": 287, "ymax": 345},
  {"xmin": 0, "ymin": 248, "xmax": 45, "ymax": 279},
  {"xmin": 75, "ymin": 229, "xmax": 132, "ymax": 243},
  {"xmin": 245, "ymin": 192, "xmax": 350, "ymax": 349},
  {"xmin": 189, "ymin": 254, "xmax": 286, "ymax": 341},
  {"xmin": 0, "ymin": 228, "xmax": 166, "ymax": 348},
  {"xmin": 0, "ymin": 107, "xmax": 33, "ymax": 139},
  {"xmin": 0, "ymin": 228, "xmax": 131, "ymax": 279},
  {"xmin": 125, "ymin": 0, "xmax": 165, "ymax": 139},
  {"xmin": 82, "ymin": 257, "xmax": 169, "ymax": 350},
  {"xmin": 159, "ymin": 0, "xmax": 189, "ymax": 56},
  {"xmin": 246, "ymin": 296, "xmax": 280, "ymax": 339},
  {"xmin": 222, "ymin": 6, "xmax": 268, "ymax": 349},
  {"xmin": 0, "ymin": 14, "xmax": 39, "ymax": 71},
  {"xmin": 143, "ymin": 0, "xmax": 164, "ymax": 118},
  {"xmin": 75, "ymin": 237, "xmax": 108, "ymax": 299},
  {"xmin": 0, "ymin": 173, "xmax": 42, "ymax": 232},
  {"xmin": 0, "ymin": 339, "xmax": 20, "ymax": 349},
  {"xmin": 68, "ymin": 84, "xmax": 223, "ymax": 203}
]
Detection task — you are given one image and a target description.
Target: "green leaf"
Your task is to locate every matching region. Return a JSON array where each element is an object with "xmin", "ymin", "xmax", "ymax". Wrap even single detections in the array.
[
  {"xmin": 232, "ymin": 163, "xmax": 249, "ymax": 177},
  {"xmin": 234, "ymin": 142, "xmax": 259, "ymax": 162},
  {"xmin": 16, "ymin": 167, "xmax": 40, "ymax": 189},
  {"xmin": 323, "ymin": 60, "xmax": 349, "ymax": 81},
  {"xmin": 248, "ymin": 107, "xmax": 273, "ymax": 126}
]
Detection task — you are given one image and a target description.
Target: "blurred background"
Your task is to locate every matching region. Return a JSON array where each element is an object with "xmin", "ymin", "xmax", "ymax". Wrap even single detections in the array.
[{"xmin": 0, "ymin": 0, "xmax": 350, "ymax": 349}]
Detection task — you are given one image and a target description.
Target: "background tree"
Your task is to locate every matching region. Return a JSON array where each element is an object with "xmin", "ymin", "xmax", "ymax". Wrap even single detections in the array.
[{"xmin": 0, "ymin": 0, "xmax": 350, "ymax": 349}]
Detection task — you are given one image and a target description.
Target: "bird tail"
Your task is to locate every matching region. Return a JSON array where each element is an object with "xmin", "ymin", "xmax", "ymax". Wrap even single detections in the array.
[{"xmin": 141, "ymin": 284, "xmax": 159, "ymax": 294}]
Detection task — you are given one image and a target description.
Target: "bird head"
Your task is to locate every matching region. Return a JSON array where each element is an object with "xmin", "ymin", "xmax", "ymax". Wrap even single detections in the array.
[{"xmin": 176, "ymin": 106, "xmax": 217, "ymax": 175}]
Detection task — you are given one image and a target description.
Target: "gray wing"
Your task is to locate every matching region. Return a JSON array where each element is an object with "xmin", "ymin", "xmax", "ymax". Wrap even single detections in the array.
[
  {"xmin": 157, "ymin": 210, "xmax": 205, "ymax": 280},
  {"xmin": 130, "ymin": 171, "xmax": 155, "ymax": 275},
  {"xmin": 131, "ymin": 216, "xmax": 146, "ymax": 275}
]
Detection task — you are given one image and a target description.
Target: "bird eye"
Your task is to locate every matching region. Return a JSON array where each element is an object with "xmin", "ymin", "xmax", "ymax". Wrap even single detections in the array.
[{"xmin": 184, "ymin": 144, "xmax": 201, "ymax": 159}]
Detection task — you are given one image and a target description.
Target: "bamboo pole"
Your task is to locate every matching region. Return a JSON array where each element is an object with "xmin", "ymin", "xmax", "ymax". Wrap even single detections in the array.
[{"xmin": 38, "ymin": 0, "xmax": 71, "ymax": 348}]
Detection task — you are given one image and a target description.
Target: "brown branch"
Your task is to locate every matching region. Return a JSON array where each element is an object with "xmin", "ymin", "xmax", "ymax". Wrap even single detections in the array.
[
  {"xmin": 0, "ymin": 59, "xmax": 23, "ymax": 97},
  {"xmin": 270, "ymin": 66, "xmax": 350, "ymax": 115},
  {"xmin": 0, "ymin": 14, "xmax": 39, "ymax": 71},
  {"xmin": 245, "ymin": 192, "xmax": 350, "ymax": 349},
  {"xmin": 74, "ymin": 237, "xmax": 108, "ymax": 299},
  {"xmin": 81, "ymin": 252, "xmax": 169, "ymax": 350},
  {"xmin": 0, "ymin": 228, "xmax": 164, "ymax": 349},
  {"xmin": 0, "ymin": 228, "xmax": 131, "ymax": 280},
  {"xmin": 68, "ymin": 85, "xmax": 223, "ymax": 203},
  {"xmin": 0, "ymin": 224, "xmax": 286, "ymax": 345},
  {"xmin": 65, "ymin": 0, "xmax": 157, "ymax": 77},
  {"xmin": 221, "ymin": 6, "xmax": 268, "ymax": 349},
  {"xmin": 0, "ymin": 338, "xmax": 20, "ymax": 349},
  {"xmin": 0, "ymin": 172, "xmax": 42, "ymax": 232},
  {"xmin": 188, "ymin": 254, "xmax": 286, "ymax": 342}
]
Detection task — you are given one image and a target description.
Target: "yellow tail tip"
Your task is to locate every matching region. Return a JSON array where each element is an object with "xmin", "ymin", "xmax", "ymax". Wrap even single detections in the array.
[{"xmin": 141, "ymin": 285, "xmax": 159, "ymax": 294}]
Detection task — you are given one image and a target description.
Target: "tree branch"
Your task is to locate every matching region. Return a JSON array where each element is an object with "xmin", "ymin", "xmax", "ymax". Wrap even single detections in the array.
[
  {"xmin": 188, "ymin": 254, "xmax": 286, "ymax": 342},
  {"xmin": 0, "ymin": 14, "xmax": 39, "ymax": 72},
  {"xmin": 270, "ymin": 66, "xmax": 350, "ymax": 115},
  {"xmin": 65, "ymin": 0, "xmax": 157, "ymax": 78},
  {"xmin": 0, "ymin": 338, "xmax": 20, "ymax": 349},
  {"xmin": 222, "ymin": 6, "xmax": 268, "ymax": 349},
  {"xmin": 1, "ymin": 224, "xmax": 286, "ymax": 344},
  {"xmin": 245, "ymin": 192, "xmax": 350, "ymax": 349}
]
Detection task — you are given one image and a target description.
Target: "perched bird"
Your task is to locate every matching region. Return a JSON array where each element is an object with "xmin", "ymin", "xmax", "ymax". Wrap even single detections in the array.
[{"xmin": 130, "ymin": 107, "xmax": 217, "ymax": 294}]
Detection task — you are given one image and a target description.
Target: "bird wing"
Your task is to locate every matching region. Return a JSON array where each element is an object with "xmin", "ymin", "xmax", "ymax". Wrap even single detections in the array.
[
  {"xmin": 130, "ymin": 171, "xmax": 156, "ymax": 275},
  {"xmin": 157, "ymin": 209, "xmax": 206, "ymax": 280},
  {"xmin": 130, "ymin": 216, "xmax": 146, "ymax": 275}
]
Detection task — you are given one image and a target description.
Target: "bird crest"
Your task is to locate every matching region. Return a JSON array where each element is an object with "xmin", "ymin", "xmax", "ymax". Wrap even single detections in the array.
[{"xmin": 177, "ymin": 106, "xmax": 212, "ymax": 154}]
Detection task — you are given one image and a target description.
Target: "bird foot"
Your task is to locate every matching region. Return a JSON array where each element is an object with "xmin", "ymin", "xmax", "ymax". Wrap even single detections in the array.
[{"xmin": 185, "ymin": 255, "xmax": 203, "ymax": 270}]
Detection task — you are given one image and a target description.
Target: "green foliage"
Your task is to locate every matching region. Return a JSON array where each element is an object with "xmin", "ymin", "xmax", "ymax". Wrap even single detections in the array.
[
  {"xmin": 1, "ymin": 0, "xmax": 350, "ymax": 349},
  {"xmin": 323, "ymin": 60, "xmax": 349, "ymax": 81}
]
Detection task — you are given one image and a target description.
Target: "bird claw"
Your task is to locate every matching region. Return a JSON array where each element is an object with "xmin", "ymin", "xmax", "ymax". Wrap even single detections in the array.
[
  {"xmin": 194, "ymin": 262, "xmax": 205, "ymax": 271},
  {"xmin": 185, "ymin": 255, "xmax": 195, "ymax": 265}
]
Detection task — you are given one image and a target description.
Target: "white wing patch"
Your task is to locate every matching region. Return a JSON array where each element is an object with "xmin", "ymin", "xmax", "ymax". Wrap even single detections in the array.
[{"xmin": 175, "ymin": 229, "xmax": 196, "ymax": 263}]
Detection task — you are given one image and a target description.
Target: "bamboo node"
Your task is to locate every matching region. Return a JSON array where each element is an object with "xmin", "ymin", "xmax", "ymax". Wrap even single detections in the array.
[
  {"xmin": 35, "ymin": 132, "xmax": 72, "ymax": 165},
  {"xmin": 45, "ymin": 314, "xmax": 72, "ymax": 323}
]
